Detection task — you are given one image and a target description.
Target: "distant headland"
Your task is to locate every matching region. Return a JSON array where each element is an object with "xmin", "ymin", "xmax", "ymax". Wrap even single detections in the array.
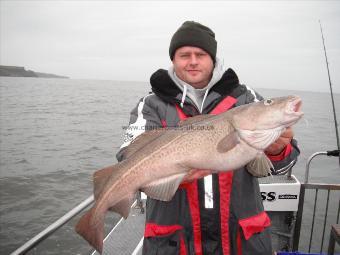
[{"xmin": 0, "ymin": 65, "xmax": 69, "ymax": 79}]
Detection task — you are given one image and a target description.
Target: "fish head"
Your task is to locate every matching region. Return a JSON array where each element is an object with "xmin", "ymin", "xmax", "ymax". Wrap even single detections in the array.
[{"xmin": 231, "ymin": 95, "xmax": 303, "ymax": 150}]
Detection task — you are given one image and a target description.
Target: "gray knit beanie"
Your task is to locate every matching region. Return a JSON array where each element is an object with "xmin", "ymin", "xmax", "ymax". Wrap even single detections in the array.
[{"xmin": 169, "ymin": 21, "xmax": 217, "ymax": 62}]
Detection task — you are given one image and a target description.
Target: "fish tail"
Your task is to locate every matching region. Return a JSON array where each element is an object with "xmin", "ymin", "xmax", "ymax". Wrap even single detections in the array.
[{"xmin": 75, "ymin": 207, "xmax": 104, "ymax": 254}]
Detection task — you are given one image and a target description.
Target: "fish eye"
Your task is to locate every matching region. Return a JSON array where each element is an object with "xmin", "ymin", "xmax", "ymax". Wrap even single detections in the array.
[{"xmin": 264, "ymin": 99, "xmax": 274, "ymax": 106}]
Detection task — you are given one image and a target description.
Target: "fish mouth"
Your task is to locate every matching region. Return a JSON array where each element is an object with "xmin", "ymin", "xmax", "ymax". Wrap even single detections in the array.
[
  {"xmin": 287, "ymin": 96, "xmax": 303, "ymax": 114},
  {"xmin": 283, "ymin": 96, "xmax": 304, "ymax": 126}
]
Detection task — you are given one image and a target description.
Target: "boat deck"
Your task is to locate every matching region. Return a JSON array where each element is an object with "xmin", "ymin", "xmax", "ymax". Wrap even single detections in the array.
[{"xmin": 92, "ymin": 205, "xmax": 145, "ymax": 255}]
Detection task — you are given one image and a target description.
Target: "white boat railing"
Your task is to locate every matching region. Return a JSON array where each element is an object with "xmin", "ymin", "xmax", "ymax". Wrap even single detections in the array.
[
  {"xmin": 305, "ymin": 150, "xmax": 340, "ymax": 183},
  {"xmin": 293, "ymin": 150, "xmax": 340, "ymax": 253}
]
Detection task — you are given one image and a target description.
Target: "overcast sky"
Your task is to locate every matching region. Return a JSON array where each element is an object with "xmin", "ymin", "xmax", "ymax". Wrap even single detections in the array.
[{"xmin": 1, "ymin": 1, "xmax": 339, "ymax": 93}]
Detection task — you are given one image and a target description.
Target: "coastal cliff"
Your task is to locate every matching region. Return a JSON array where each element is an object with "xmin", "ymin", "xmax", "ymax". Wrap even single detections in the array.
[{"xmin": 0, "ymin": 65, "xmax": 69, "ymax": 78}]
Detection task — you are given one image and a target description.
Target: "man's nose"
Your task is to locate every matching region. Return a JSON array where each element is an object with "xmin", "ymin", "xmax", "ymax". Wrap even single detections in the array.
[{"xmin": 189, "ymin": 55, "xmax": 198, "ymax": 65}]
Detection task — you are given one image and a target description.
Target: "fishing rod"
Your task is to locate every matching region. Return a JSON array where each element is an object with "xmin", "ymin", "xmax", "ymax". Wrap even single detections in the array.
[{"xmin": 319, "ymin": 20, "xmax": 340, "ymax": 166}]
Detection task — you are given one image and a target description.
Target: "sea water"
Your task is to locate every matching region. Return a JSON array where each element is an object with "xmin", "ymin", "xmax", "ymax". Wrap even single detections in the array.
[{"xmin": 0, "ymin": 77, "xmax": 339, "ymax": 254}]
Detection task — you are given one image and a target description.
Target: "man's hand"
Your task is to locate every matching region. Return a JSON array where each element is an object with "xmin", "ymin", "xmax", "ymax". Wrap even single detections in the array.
[{"xmin": 265, "ymin": 127, "xmax": 294, "ymax": 155}]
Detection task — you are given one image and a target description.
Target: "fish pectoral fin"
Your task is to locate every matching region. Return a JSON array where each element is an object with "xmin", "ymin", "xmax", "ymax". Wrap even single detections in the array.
[
  {"xmin": 93, "ymin": 165, "xmax": 120, "ymax": 200},
  {"xmin": 109, "ymin": 194, "xmax": 135, "ymax": 219},
  {"xmin": 141, "ymin": 173, "xmax": 186, "ymax": 201},
  {"xmin": 216, "ymin": 131, "xmax": 239, "ymax": 153},
  {"xmin": 246, "ymin": 154, "xmax": 273, "ymax": 177}
]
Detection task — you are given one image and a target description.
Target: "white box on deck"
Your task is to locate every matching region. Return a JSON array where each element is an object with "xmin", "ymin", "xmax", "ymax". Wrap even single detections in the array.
[{"xmin": 259, "ymin": 175, "xmax": 301, "ymax": 212}]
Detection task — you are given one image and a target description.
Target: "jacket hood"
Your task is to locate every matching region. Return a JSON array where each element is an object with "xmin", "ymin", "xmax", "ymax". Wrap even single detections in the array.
[
  {"xmin": 150, "ymin": 67, "xmax": 240, "ymax": 111},
  {"xmin": 167, "ymin": 58, "xmax": 225, "ymax": 112}
]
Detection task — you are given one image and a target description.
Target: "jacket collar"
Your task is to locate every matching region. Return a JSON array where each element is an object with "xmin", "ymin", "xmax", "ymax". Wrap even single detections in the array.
[{"xmin": 150, "ymin": 68, "xmax": 240, "ymax": 115}]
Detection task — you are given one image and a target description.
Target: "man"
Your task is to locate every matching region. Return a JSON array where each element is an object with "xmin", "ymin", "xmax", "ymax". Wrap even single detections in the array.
[{"xmin": 117, "ymin": 21, "xmax": 299, "ymax": 255}]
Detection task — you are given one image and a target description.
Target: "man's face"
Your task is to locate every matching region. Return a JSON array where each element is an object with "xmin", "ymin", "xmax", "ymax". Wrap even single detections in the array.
[{"xmin": 172, "ymin": 46, "xmax": 214, "ymax": 89}]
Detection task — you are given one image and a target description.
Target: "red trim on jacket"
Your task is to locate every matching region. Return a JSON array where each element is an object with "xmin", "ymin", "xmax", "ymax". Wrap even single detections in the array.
[
  {"xmin": 175, "ymin": 96, "xmax": 238, "ymax": 255},
  {"xmin": 237, "ymin": 227, "xmax": 242, "ymax": 255},
  {"xmin": 144, "ymin": 223, "xmax": 183, "ymax": 237},
  {"xmin": 180, "ymin": 181, "xmax": 203, "ymax": 254},
  {"xmin": 180, "ymin": 233, "xmax": 188, "ymax": 255},
  {"xmin": 266, "ymin": 143, "xmax": 292, "ymax": 161},
  {"xmin": 218, "ymin": 172, "xmax": 233, "ymax": 255},
  {"xmin": 176, "ymin": 106, "xmax": 202, "ymax": 254},
  {"xmin": 210, "ymin": 96, "xmax": 237, "ymax": 115},
  {"xmin": 238, "ymin": 211, "xmax": 271, "ymax": 240},
  {"xmin": 175, "ymin": 104, "xmax": 189, "ymax": 120},
  {"xmin": 213, "ymin": 96, "xmax": 237, "ymax": 254},
  {"xmin": 144, "ymin": 223, "xmax": 187, "ymax": 255},
  {"xmin": 161, "ymin": 119, "xmax": 167, "ymax": 128}
]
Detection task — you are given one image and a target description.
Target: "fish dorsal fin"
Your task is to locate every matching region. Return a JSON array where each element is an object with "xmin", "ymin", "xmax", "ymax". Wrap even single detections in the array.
[
  {"xmin": 246, "ymin": 154, "xmax": 273, "ymax": 177},
  {"xmin": 108, "ymin": 193, "xmax": 135, "ymax": 219},
  {"xmin": 123, "ymin": 129, "xmax": 167, "ymax": 159},
  {"xmin": 177, "ymin": 114, "xmax": 214, "ymax": 127},
  {"xmin": 216, "ymin": 130, "xmax": 239, "ymax": 153},
  {"xmin": 141, "ymin": 173, "xmax": 186, "ymax": 201}
]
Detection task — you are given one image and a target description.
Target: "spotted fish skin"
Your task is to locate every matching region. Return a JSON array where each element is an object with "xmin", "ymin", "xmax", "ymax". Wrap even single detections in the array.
[{"xmin": 75, "ymin": 95, "xmax": 303, "ymax": 253}]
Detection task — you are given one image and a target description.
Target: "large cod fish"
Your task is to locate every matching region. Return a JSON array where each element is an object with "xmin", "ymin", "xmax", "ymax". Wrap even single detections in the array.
[{"xmin": 76, "ymin": 95, "xmax": 303, "ymax": 253}]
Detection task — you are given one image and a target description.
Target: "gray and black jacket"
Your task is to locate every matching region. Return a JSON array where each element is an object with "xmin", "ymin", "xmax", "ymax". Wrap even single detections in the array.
[{"xmin": 117, "ymin": 68, "xmax": 300, "ymax": 255}]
